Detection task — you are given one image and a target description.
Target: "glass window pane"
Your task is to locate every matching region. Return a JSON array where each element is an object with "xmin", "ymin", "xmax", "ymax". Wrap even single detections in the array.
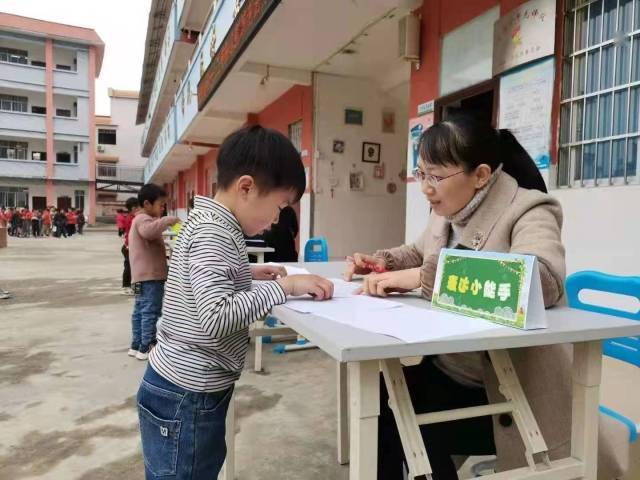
[
  {"xmin": 588, "ymin": 0, "xmax": 603, "ymax": 46},
  {"xmin": 627, "ymin": 136, "xmax": 639, "ymax": 176},
  {"xmin": 572, "ymin": 145, "xmax": 583, "ymax": 181},
  {"xmin": 633, "ymin": 35, "xmax": 640, "ymax": 81},
  {"xmin": 636, "ymin": 0, "xmax": 640, "ymax": 29},
  {"xmin": 587, "ymin": 50, "xmax": 601, "ymax": 93},
  {"xmin": 612, "ymin": 138, "xmax": 626, "ymax": 177},
  {"xmin": 572, "ymin": 100, "xmax": 585, "ymax": 141},
  {"xmin": 576, "ymin": 6, "xmax": 589, "ymax": 50},
  {"xmin": 560, "ymin": 103, "xmax": 572, "ymax": 143},
  {"xmin": 574, "ymin": 53, "xmax": 587, "ymax": 96},
  {"xmin": 598, "ymin": 92, "xmax": 613, "ymax": 136},
  {"xmin": 629, "ymin": 86, "xmax": 639, "ymax": 132},
  {"xmin": 565, "ymin": 12, "xmax": 576, "ymax": 56},
  {"xmin": 585, "ymin": 143, "xmax": 597, "ymax": 179},
  {"xmin": 584, "ymin": 97, "xmax": 598, "ymax": 139},
  {"xmin": 615, "ymin": 37, "xmax": 631, "ymax": 85},
  {"xmin": 562, "ymin": 60, "xmax": 573, "ymax": 99},
  {"xmin": 603, "ymin": 0, "xmax": 618, "ymax": 41},
  {"xmin": 613, "ymin": 89, "xmax": 629, "ymax": 134},
  {"xmin": 620, "ymin": 0, "xmax": 634, "ymax": 33},
  {"xmin": 601, "ymin": 45, "xmax": 615, "ymax": 89},
  {"xmin": 596, "ymin": 141, "xmax": 610, "ymax": 180},
  {"xmin": 558, "ymin": 148, "xmax": 570, "ymax": 186}
]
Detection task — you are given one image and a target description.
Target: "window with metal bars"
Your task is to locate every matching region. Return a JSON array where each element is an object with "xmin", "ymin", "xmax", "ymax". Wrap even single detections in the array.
[{"xmin": 559, "ymin": 0, "xmax": 640, "ymax": 187}]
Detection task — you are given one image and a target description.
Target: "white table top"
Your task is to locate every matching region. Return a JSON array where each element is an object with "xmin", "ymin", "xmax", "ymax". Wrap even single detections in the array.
[{"xmin": 272, "ymin": 262, "xmax": 640, "ymax": 362}]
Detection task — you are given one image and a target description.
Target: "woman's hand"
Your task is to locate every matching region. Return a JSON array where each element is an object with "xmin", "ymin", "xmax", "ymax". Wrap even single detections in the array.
[
  {"xmin": 343, "ymin": 253, "xmax": 386, "ymax": 281},
  {"xmin": 251, "ymin": 264, "xmax": 287, "ymax": 280},
  {"xmin": 356, "ymin": 268, "xmax": 421, "ymax": 297}
]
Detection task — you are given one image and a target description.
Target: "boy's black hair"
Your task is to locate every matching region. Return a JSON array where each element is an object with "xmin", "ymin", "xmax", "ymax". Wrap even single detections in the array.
[
  {"xmin": 217, "ymin": 125, "xmax": 306, "ymax": 202},
  {"xmin": 125, "ymin": 197, "xmax": 139, "ymax": 212},
  {"xmin": 138, "ymin": 183, "xmax": 167, "ymax": 207}
]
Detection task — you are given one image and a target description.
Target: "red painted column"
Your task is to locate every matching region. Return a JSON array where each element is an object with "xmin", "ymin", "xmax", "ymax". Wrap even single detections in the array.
[
  {"xmin": 196, "ymin": 156, "xmax": 205, "ymax": 195},
  {"xmin": 177, "ymin": 172, "xmax": 185, "ymax": 209},
  {"xmin": 45, "ymin": 39, "xmax": 55, "ymax": 207},
  {"xmin": 88, "ymin": 46, "xmax": 97, "ymax": 224}
]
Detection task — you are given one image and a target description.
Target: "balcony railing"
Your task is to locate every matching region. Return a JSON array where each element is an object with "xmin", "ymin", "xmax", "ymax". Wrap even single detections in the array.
[{"xmin": 96, "ymin": 163, "xmax": 144, "ymax": 185}]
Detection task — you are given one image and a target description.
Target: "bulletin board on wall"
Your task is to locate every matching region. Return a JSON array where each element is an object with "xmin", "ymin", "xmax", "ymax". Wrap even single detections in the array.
[{"xmin": 498, "ymin": 56, "xmax": 555, "ymax": 170}]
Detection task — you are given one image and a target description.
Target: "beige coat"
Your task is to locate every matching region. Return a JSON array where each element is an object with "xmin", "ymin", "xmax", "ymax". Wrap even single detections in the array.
[{"xmin": 377, "ymin": 172, "xmax": 626, "ymax": 478}]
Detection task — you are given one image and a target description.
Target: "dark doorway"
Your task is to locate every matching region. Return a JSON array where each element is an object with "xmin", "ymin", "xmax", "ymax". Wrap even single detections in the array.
[
  {"xmin": 57, "ymin": 196, "xmax": 72, "ymax": 210},
  {"xmin": 435, "ymin": 78, "xmax": 498, "ymax": 126},
  {"xmin": 32, "ymin": 196, "xmax": 46, "ymax": 211}
]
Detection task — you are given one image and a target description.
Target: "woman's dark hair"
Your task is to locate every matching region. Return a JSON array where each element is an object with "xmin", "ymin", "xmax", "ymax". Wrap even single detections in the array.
[
  {"xmin": 418, "ymin": 114, "xmax": 547, "ymax": 193},
  {"xmin": 138, "ymin": 183, "xmax": 167, "ymax": 207},
  {"xmin": 217, "ymin": 125, "xmax": 306, "ymax": 202}
]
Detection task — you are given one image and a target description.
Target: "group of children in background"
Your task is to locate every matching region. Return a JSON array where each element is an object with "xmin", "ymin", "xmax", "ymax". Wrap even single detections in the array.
[{"xmin": 0, "ymin": 206, "xmax": 85, "ymax": 238}]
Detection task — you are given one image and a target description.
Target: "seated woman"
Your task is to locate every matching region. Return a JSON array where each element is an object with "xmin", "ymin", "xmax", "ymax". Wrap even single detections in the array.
[{"xmin": 344, "ymin": 115, "xmax": 621, "ymax": 480}]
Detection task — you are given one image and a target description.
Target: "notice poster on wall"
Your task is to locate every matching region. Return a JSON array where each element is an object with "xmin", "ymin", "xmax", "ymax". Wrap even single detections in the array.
[
  {"xmin": 407, "ymin": 114, "xmax": 434, "ymax": 177},
  {"xmin": 498, "ymin": 57, "xmax": 554, "ymax": 170}
]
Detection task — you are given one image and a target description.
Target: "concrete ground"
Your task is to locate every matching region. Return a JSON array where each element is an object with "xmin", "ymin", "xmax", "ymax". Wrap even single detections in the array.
[{"xmin": 0, "ymin": 231, "xmax": 485, "ymax": 480}]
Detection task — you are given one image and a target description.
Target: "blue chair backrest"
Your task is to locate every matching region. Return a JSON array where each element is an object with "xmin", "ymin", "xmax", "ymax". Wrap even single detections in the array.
[
  {"xmin": 304, "ymin": 237, "xmax": 329, "ymax": 262},
  {"xmin": 566, "ymin": 271, "xmax": 640, "ymax": 367}
]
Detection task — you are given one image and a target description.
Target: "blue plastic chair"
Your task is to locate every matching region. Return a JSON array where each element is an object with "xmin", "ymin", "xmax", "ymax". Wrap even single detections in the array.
[
  {"xmin": 304, "ymin": 236, "xmax": 329, "ymax": 262},
  {"xmin": 565, "ymin": 270, "xmax": 640, "ymax": 443}
]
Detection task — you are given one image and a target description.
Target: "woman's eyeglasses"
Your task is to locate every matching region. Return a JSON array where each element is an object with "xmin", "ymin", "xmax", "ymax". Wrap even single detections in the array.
[{"xmin": 412, "ymin": 168, "xmax": 464, "ymax": 187}]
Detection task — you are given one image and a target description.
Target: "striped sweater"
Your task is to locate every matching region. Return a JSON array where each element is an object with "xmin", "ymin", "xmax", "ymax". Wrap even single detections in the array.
[{"xmin": 149, "ymin": 196, "xmax": 287, "ymax": 392}]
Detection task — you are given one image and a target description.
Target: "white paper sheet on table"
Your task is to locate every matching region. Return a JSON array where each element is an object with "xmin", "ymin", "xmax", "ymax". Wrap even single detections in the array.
[
  {"xmin": 320, "ymin": 305, "xmax": 503, "ymax": 343},
  {"xmin": 283, "ymin": 278, "xmax": 503, "ymax": 343},
  {"xmin": 265, "ymin": 263, "xmax": 311, "ymax": 276}
]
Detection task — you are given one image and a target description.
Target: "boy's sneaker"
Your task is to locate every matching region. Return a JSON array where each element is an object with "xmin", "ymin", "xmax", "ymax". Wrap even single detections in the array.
[
  {"xmin": 127, "ymin": 344, "xmax": 139, "ymax": 357},
  {"xmin": 136, "ymin": 345, "xmax": 150, "ymax": 361},
  {"xmin": 121, "ymin": 287, "xmax": 135, "ymax": 296}
]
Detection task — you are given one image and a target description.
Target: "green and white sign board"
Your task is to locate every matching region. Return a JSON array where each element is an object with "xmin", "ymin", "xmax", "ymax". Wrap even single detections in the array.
[{"xmin": 432, "ymin": 249, "xmax": 547, "ymax": 330}]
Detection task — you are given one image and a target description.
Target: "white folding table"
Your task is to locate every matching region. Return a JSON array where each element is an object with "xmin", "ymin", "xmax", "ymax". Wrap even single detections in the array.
[{"xmin": 266, "ymin": 262, "xmax": 640, "ymax": 480}]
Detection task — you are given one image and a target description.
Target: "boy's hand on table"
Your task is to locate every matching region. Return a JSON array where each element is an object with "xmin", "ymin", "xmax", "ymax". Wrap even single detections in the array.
[
  {"xmin": 343, "ymin": 253, "xmax": 386, "ymax": 281},
  {"xmin": 252, "ymin": 264, "xmax": 287, "ymax": 280},
  {"xmin": 355, "ymin": 268, "xmax": 421, "ymax": 297},
  {"xmin": 277, "ymin": 275, "xmax": 334, "ymax": 300}
]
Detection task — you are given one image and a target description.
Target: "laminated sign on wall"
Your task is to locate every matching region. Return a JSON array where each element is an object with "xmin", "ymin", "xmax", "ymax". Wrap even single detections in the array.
[{"xmin": 432, "ymin": 249, "xmax": 547, "ymax": 330}]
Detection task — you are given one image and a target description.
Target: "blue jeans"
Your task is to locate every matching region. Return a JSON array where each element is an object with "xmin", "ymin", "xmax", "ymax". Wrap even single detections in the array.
[
  {"xmin": 131, "ymin": 280, "xmax": 165, "ymax": 351},
  {"xmin": 137, "ymin": 365, "xmax": 233, "ymax": 479}
]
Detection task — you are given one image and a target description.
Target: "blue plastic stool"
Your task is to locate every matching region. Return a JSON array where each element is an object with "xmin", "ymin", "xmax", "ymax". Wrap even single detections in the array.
[
  {"xmin": 304, "ymin": 236, "xmax": 329, "ymax": 262},
  {"xmin": 565, "ymin": 270, "xmax": 640, "ymax": 443}
]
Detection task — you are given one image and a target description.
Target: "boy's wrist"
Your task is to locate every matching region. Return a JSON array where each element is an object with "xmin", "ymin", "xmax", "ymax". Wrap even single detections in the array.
[{"xmin": 276, "ymin": 277, "xmax": 292, "ymax": 296}]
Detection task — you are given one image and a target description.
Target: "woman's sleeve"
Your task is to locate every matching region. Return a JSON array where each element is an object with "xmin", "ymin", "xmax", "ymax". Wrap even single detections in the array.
[
  {"xmin": 374, "ymin": 229, "xmax": 427, "ymax": 271},
  {"xmin": 510, "ymin": 202, "xmax": 566, "ymax": 308}
]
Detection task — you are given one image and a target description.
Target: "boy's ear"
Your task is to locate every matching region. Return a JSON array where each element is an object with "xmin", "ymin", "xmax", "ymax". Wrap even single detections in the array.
[{"xmin": 236, "ymin": 175, "xmax": 255, "ymax": 197}]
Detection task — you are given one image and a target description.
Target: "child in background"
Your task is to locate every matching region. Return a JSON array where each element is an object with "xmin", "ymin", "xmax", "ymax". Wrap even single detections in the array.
[
  {"xmin": 77, "ymin": 209, "xmax": 86, "ymax": 235},
  {"xmin": 121, "ymin": 198, "xmax": 139, "ymax": 295},
  {"xmin": 42, "ymin": 208, "xmax": 52, "ymax": 236},
  {"xmin": 137, "ymin": 126, "xmax": 333, "ymax": 479},
  {"xmin": 66, "ymin": 209, "xmax": 77, "ymax": 236},
  {"xmin": 116, "ymin": 209, "xmax": 125, "ymax": 237},
  {"xmin": 127, "ymin": 184, "xmax": 180, "ymax": 360}
]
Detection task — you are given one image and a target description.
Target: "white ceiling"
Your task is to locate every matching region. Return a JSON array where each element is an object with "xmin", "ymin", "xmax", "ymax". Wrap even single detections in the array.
[{"xmin": 177, "ymin": 0, "xmax": 412, "ymax": 155}]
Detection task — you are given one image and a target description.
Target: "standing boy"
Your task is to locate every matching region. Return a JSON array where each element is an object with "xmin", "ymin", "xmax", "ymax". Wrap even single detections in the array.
[
  {"xmin": 127, "ymin": 184, "xmax": 180, "ymax": 360},
  {"xmin": 137, "ymin": 126, "xmax": 333, "ymax": 479}
]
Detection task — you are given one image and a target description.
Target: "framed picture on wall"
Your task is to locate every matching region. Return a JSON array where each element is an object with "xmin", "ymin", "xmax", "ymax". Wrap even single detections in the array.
[
  {"xmin": 349, "ymin": 171, "xmax": 365, "ymax": 191},
  {"xmin": 333, "ymin": 140, "xmax": 345, "ymax": 153},
  {"xmin": 362, "ymin": 142, "xmax": 381, "ymax": 164},
  {"xmin": 382, "ymin": 111, "xmax": 396, "ymax": 133},
  {"xmin": 345, "ymin": 108, "xmax": 363, "ymax": 125}
]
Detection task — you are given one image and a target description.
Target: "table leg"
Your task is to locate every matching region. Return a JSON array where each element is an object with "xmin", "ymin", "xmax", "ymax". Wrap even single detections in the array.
[
  {"xmin": 219, "ymin": 391, "xmax": 236, "ymax": 480},
  {"xmin": 349, "ymin": 360, "xmax": 379, "ymax": 479},
  {"xmin": 571, "ymin": 341, "xmax": 602, "ymax": 480},
  {"xmin": 256, "ymin": 252, "xmax": 265, "ymax": 263},
  {"xmin": 337, "ymin": 361, "xmax": 349, "ymax": 465}
]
